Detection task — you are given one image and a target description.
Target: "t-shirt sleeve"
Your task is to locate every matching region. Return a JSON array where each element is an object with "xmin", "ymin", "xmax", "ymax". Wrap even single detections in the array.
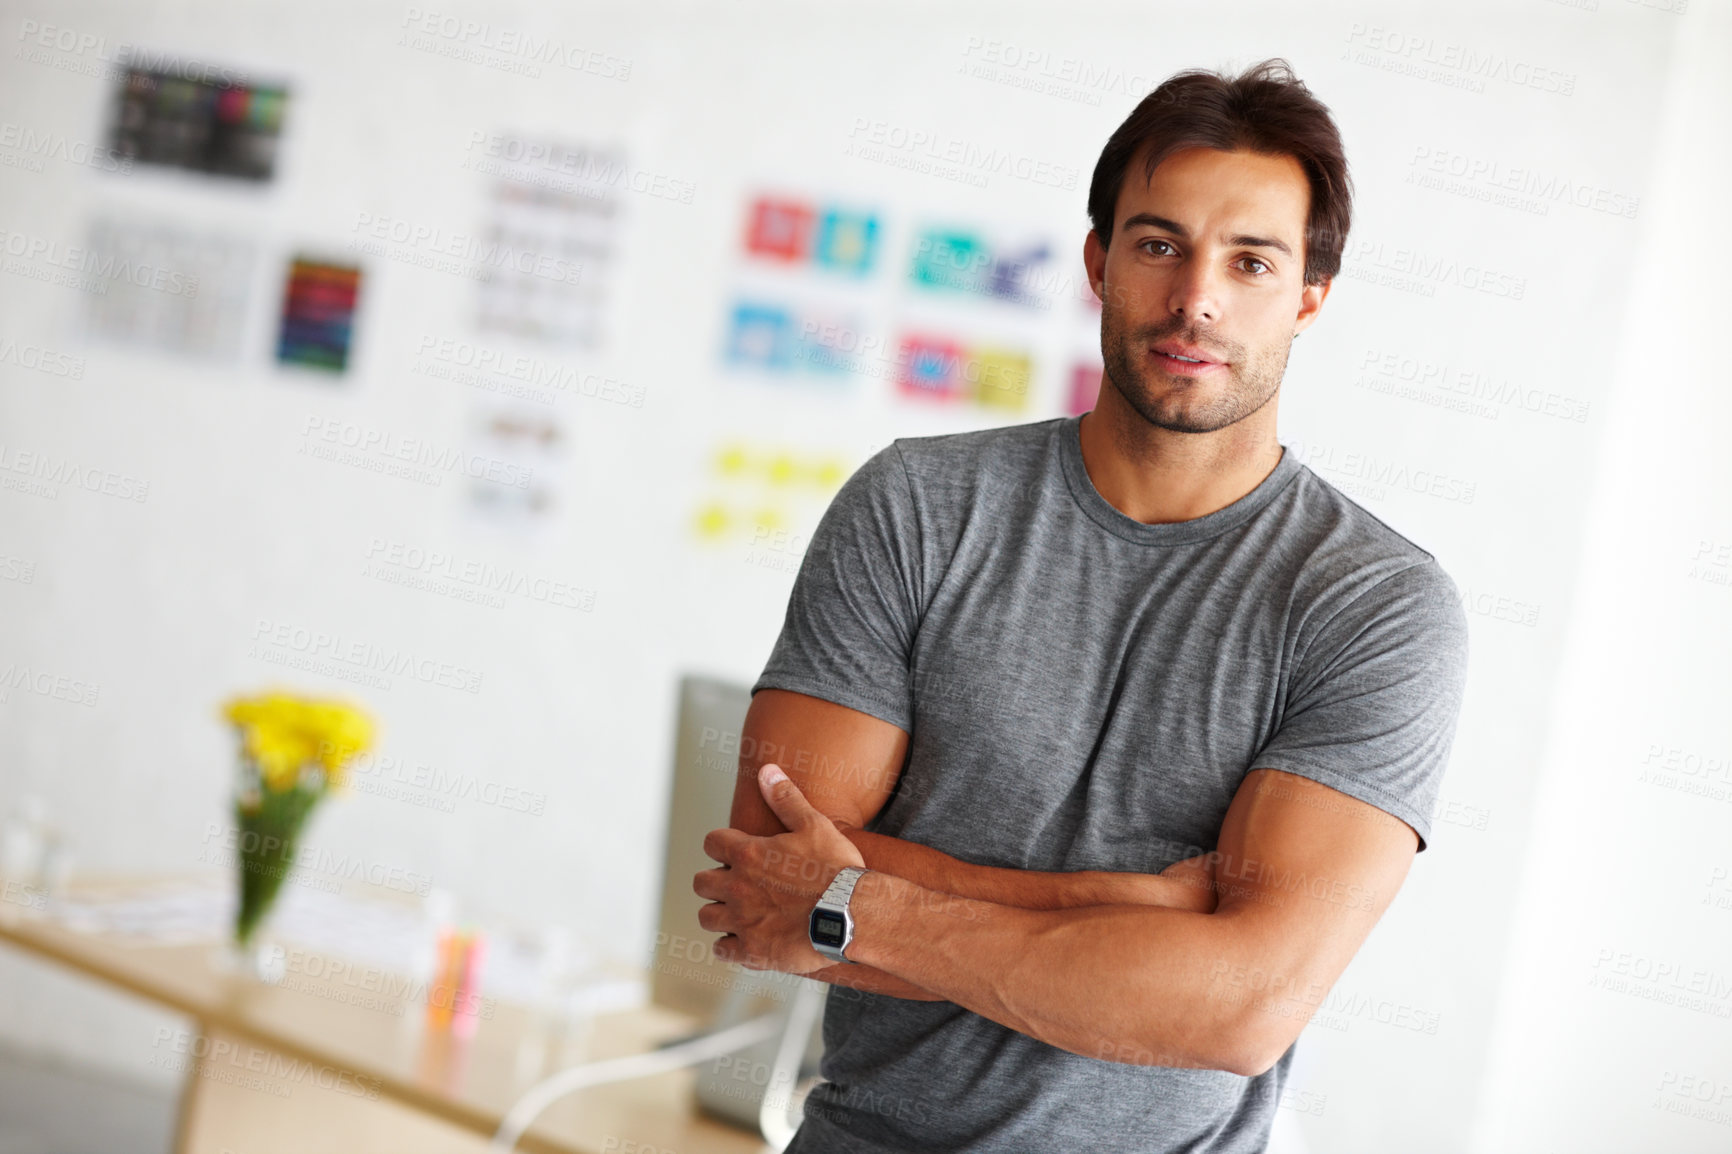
[
  {"xmin": 750, "ymin": 443, "xmax": 923, "ymax": 734},
  {"xmin": 1251, "ymin": 559, "xmax": 1470, "ymax": 851}
]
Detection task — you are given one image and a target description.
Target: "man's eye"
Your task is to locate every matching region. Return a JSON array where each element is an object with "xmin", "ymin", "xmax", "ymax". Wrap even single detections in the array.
[
  {"xmin": 1140, "ymin": 239, "xmax": 1175, "ymax": 256},
  {"xmin": 1239, "ymin": 257, "xmax": 1271, "ymax": 275}
]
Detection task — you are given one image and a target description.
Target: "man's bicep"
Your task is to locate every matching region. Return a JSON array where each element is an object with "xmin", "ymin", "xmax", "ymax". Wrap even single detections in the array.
[
  {"xmin": 729, "ymin": 688, "xmax": 910, "ymax": 837},
  {"xmin": 1211, "ymin": 768, "xmax": 1418, "ymax": 1056}
]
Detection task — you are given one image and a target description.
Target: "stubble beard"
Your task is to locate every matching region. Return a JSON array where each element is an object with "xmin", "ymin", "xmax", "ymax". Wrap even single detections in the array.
[{"xmin": 1099, "ymin": 297, "xmax": 1291, "ymax": 435}]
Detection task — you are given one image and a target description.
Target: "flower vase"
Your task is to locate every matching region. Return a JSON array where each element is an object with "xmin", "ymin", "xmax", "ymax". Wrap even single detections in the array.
[
  {"xmin": 222, "ymin": 933, "xmax": 287, "ymax": 983},
  {"xmin": 232, "ymin": 780, "xmax": 321, "ymax": 962},
  {"xmin": 218, "ymin": 689, "xmax": 374, "ymax": 982}
]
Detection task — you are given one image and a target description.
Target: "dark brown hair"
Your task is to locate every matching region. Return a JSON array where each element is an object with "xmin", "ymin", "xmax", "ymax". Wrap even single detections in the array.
[{"xmin": 1087, "ymin": 58, "xmax": 1352, "ymax": 286}]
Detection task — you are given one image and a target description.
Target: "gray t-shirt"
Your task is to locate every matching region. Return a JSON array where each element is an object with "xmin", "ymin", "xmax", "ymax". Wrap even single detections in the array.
[{"xmin": 751, "ymin": 414, "xmax": 1470, "ymax": 1153}]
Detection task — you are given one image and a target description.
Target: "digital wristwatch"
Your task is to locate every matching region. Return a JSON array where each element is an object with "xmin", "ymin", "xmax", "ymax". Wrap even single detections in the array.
[{"xmin": 808, "ymin": 866, "xmax": 868, "ymax": 964}]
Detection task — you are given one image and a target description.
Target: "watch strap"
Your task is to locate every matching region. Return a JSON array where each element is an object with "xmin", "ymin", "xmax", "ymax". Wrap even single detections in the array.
[
  {"xmin": 811, "ymin": 866, "xmax": 868, "ymax": 963},
  {"xmin": 820, "ymin": 865, "xmax": 867, "ymax": 906}
]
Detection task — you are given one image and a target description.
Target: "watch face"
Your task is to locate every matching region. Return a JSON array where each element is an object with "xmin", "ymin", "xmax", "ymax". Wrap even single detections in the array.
[{"xmin": 811, "ymin": 910, "xmax": 847, "ymax": 948}]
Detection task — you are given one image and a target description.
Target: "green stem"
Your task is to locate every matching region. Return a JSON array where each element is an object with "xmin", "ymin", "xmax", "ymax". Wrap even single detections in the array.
[{"xmin": 234, "ymin": 784, "xmax": 322, "ymax": 947}]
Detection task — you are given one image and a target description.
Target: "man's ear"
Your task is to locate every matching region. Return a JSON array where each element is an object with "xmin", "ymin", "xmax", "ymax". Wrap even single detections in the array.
[
  {"xmin": 1083, "ymin": 229, "xmax": 1108, "ymax": 305},
  {"xmin": 1293, "ymin": 276, "xmax": 1331, "ymax": 336}
]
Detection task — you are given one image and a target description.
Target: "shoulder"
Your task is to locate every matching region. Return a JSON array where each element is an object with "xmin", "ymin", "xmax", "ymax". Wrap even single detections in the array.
[
  {"xmin": 820, "ymin": 419, "xmax": 1058, "ymax": 532},
  {"xmin": 827, "ymin": 419, "xmax": 1064, "ymax": 562},
  {"xmin": 886, "ymin": 417, "xmax": 1067, "ymax": 491},
  {"xmin": 1270, "ymin": 462, "xmax": 1468, "ymax": 652}
]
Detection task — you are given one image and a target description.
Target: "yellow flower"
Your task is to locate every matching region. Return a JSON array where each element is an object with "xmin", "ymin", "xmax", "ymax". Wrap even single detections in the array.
[{"xmin": 221, "ymin": 691, "xmax": 375, "ymax": 793}]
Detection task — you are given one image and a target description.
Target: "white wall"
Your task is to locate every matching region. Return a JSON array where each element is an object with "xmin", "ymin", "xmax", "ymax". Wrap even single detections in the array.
[
  {"xmin": 0, "ymin": 1, "xmax": 1718, "ymax": 1150},
  {"xmin": 1470, "ymin": 0, "xmax": 1732, "ymax": 1149}
]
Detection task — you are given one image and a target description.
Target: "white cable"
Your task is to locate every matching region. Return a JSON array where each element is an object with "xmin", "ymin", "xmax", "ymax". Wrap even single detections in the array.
[
  {"xmin": 488, "ymin": 1011, "xmax": 785, "ymax": 1153},
  {"xmin": 757, "ymin": 980, "xmax": 828, "ymax": 1150}
]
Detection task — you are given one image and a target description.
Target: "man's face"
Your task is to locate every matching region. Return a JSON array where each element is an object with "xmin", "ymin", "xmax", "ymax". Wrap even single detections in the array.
[{"xmin": 1084, "ymin": 146, "xmax": 1326, "ymax": 434}]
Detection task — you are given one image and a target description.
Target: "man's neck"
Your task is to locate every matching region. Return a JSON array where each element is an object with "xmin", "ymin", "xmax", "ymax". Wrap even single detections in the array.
[{"xmin": 1077, "ymin": 392, "xmax": 1283, "ymax": 526}]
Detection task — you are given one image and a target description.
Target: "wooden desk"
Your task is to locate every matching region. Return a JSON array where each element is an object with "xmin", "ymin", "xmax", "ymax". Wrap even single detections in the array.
[{"xmin": 0, "ymin": 884, "xmax": 770, "ymax": 1154}]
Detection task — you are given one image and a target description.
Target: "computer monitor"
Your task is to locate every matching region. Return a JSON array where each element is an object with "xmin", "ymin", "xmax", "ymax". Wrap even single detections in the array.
[
  {"xmin": 652, "ymin": 674, "xmax": 827, "ymax": 1133},
  {"xmin": 654, "ymin": 673, "xmax": 760, "ymax": 1015}
]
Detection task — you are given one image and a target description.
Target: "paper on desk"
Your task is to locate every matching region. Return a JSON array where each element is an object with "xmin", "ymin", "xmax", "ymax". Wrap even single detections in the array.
[
  {"xmin": 49, "ymin": 879, "xmax": 228, "ymax": 943},
  {"xmin": 46, "ymin": 879, "xmax": 645, "ymax": 1013}
]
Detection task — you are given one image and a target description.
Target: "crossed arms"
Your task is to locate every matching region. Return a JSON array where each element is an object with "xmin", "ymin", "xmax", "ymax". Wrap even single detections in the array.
[{"xmin": 699, "ymin": 687, "xmax": 1419, "ymax": 1079}]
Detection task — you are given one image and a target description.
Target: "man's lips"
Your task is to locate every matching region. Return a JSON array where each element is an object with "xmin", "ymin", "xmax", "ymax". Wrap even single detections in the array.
[
  {"xmin": 1150, "ymin": 340, "xmax": 1223, "ymax": 364},
  {"xmin": 1149, "ymin": 342, "xmax": 1227, "ymax": 374}
]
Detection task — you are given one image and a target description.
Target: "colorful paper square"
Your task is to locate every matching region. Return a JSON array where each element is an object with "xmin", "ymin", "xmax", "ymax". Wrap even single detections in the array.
[
  {"xmin": 276, "ymin": 259, "xmax": 361, "ymax": 372},
  {"xmin": 813, "ymin": 210, "xmax": 878, "ymax": 274},
  {"xmin": 745, "ymin": 198, "xmax": 816, "ymax": 261},
  {"xmin": 725, "ymin": 302, "xmax": 796, "ymax": 368},
  {"xmin": 970, "ymin": 349, "xmax": 1031, "ymax": 411},
  {"xmin": 896, "ymin": 336, "xmax": 965, "ymax": 399},
  {"xmin": 1069, "ymin": 362, "xmax": 1104, "ymax": 415},
  {"xmin": 909, "ymin": 230, "xmax": 987, "ymax": 294}
]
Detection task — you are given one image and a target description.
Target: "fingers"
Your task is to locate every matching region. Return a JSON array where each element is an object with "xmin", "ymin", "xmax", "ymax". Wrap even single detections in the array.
[
  {"xmin": 692, "ymin": 867, "xmax": 731, "ymax": 901},
  {"xmin": 712, "ymin": 929, "xmax": 752, "ymax": 965},
  {"xmin": 702, "ymin": 827, "xmax": 750, "ymax": 864},
  {"xmin": 710, "ymin": 934, "xmax": 766, "ymax": 969},
  {"xmin": 697, "ymin": 901, "xmax": 730, "ymax": 933},
  {"xmin": 757, "ymin": 762, "xmax": 820, "ymax": 831}
]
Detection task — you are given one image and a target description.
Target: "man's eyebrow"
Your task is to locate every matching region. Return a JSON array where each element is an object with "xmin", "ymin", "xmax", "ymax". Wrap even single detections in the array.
[{"xmin": 1121, "ymin": 212, "xmax": 1294, "ymax": 259}]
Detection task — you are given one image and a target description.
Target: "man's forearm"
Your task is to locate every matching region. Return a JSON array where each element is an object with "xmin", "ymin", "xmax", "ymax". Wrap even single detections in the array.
[
  {"xmin": 800, "ymin": 831, "xmax": 1214, "ymax": 1002},
  {"xmin": 842, "ymin": 870, "xmax": 1282, "ymax": 1075},
  {"xmin": 842, "ymin": 828, "xmax": 1215, "ymax": 913}
]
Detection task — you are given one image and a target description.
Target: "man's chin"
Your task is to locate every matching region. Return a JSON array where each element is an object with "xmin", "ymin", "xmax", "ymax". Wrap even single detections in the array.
[
  {"xmin": 1122, "ymin": 387, "xmax": 1230, "ymax": 434},
  {"xmin": 1158, "ymin": 398, "xmax": 1260, "ymax": 434},
  {"xmin": 1149, "ymin": 414, "xmax": 1232, "ymax": 435}
]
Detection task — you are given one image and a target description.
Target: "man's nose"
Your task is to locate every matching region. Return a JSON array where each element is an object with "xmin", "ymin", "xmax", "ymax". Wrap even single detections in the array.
[{"xmin": 1166, "ymin": 258, "xmax": 1222, "ymax": 325}]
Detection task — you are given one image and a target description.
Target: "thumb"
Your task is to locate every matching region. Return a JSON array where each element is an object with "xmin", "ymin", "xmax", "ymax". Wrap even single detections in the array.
[{"xmin": 758, "ymin": 763, "xmax": 820, "ymax": 831}]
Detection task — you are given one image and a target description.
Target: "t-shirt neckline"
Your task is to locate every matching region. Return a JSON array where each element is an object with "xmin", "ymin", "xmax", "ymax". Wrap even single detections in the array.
[{"xmin": 1056, "ymin": 413, "xmax": 1301, "ymax": 546}]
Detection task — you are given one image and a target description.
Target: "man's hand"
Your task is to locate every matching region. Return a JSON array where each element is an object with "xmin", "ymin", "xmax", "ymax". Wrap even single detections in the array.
[{"xmin": 696, "ymin": 762, "xmax": 867, "ymax": 975}]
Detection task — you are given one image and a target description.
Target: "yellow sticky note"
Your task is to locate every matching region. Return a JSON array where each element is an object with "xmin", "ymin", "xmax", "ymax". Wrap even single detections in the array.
[{"xmin": 971, "ymin": 350, "xmax": 1031, "ymax": 411}]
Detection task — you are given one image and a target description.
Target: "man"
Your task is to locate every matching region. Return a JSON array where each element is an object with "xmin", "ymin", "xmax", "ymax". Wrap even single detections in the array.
[{"xmin": 694, "ymin": 58, "xmax": 1469, "ymax": 1152}]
